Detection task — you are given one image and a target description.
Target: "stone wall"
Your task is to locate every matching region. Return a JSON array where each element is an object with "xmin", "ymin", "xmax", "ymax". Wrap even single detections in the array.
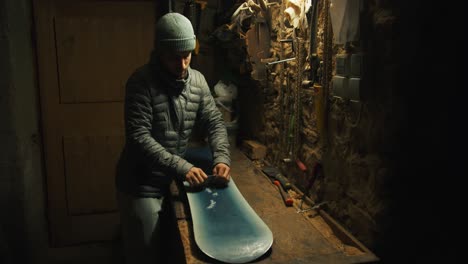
[{"xmin": 236, "ymin": 0, "xmax": 402, "ymax": 255}]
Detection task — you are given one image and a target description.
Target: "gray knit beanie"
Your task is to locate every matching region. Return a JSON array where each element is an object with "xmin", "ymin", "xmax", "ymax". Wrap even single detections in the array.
[{"xmin": 155, "ymin": 12, "xmax": 196, "ymax": 52}]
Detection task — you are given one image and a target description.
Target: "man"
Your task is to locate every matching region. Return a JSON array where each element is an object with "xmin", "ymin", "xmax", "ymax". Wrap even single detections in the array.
[{"xmin": 115, "ymin": 12, "xmax": 231, "ymax": 263}]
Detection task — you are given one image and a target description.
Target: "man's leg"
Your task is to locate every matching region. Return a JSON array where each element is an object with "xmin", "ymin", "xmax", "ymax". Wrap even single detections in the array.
[{"xmin": 118, "ymin": 192, "xmax": 164, "ymax": 264}]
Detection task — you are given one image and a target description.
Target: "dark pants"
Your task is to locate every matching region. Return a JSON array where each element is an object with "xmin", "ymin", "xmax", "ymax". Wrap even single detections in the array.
[{"xmin": 117, "ymin": 191, "xmax": 165, "ymax": 264}]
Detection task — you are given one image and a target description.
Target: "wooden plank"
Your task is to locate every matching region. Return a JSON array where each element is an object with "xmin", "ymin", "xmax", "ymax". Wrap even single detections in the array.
[{"xmin": 242, "ymin": 140, "xmax": 267, "ymax": 160}]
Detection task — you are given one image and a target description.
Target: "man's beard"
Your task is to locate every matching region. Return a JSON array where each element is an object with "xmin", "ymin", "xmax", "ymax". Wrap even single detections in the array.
[{"xmin": 175, "ymin": 69, "xmax": 188, "ymax": 80}]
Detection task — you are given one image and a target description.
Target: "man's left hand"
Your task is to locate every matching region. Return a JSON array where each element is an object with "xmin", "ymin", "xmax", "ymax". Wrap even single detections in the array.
[{"xmin": 213, "ymin": 163, "xmax": 231, "ymax": 181}]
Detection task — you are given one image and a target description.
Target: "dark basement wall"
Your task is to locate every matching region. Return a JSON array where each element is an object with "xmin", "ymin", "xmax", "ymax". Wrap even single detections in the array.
[
  {"xmin": 235, "ymin": 0, "xmax": 458, "ymax": 262},
  {"xmin": 322, "ymin": 0, "xmax": 400, "ymax": 248},
  {"xmin": 246, "ymin": 0, "xmax": 396, "ymax": 251},
  {"xmin": 322, "ymin": 2, "xmax": 459, "ymax": 261}
]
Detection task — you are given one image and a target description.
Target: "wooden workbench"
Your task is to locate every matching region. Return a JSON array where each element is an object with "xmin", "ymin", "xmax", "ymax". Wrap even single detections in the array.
[{"xmin": 167, "ymin": 147, "xmax": 379, "ymax": 264}]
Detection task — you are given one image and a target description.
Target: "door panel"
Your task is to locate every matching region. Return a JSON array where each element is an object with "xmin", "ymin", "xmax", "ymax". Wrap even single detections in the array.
[
  {"xmin": 63, "ymin": 135, "xmax": 123, "ymax": 215},
  {"xmin": 55, "ymin": 3, "xmax": 154, "ymax": 103},
  {"xmin": 33, "ymin": 0, "xmax": 154, "ymax": 246}
]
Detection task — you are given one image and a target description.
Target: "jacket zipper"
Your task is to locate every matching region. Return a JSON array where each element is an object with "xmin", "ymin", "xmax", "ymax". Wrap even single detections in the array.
[{"xmin": 173, "ymin": 97, "xmax": 184, "ymax": 155}]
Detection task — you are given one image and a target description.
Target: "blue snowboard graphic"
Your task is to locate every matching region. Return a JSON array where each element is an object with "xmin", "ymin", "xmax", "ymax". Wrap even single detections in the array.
[{"xmin": 184, "ymin": 147, "xmax": 273, "ymax": 263}]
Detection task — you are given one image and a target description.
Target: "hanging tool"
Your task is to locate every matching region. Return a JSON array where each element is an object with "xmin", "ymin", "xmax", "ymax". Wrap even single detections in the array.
[
  {"xmin": 308, "ymin": 0, "xmax": 320, "ymax": 84},
  {"xmin": 285, "ymin": 71, "xmax": 294, "ymax": 161},
  {"xmin": 307, "ymin": 0, "xmax": 325, "ymax": 140},
  {"xmin": 288, "ymin": 121, "xmax": 294, "ymax": 158},
  {"xmin": 295, "ymin": 160, "xmax": 324, "ymax": 212},
  {"xmin": 273, "ymin": 180, "xmax": 293, "ymax": 207},
  {"xmin": 296, "ymin": 161, "xmax": 322, "ymax": 194},
  {"xmin": 262, "ymin": 166, "xmax": 292, "ymax": 191},
  {"xmin": 264, "ymin": 57, "xmax": 296, "ymax": 164},
  {"xmin": 296, "ymin": 159, "xmax": 307, "ymax": 172},
  {"xmin": 314, "ymin": 62, "xmax": 326, "ymax": 145},
  {"xmin": 293, "ymin": 38, "xmax": 304, "ymax": 159}
]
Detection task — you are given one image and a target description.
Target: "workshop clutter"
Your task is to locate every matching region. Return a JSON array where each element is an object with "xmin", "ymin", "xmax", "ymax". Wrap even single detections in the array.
[
  {"xmin": 214, "ymin": 80, "xmax": 238, "ymax": 145},
  {"xmin": 214, "ymin": 79, "xmax": 237, "ymax": 122},
  {"xmin": 224, "ymin": 118, "xmax": 239, "ymax": 146}
]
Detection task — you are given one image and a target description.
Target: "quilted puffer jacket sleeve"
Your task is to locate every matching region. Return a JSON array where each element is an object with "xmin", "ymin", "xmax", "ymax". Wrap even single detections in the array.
[
  {"xmin": 125, "ymin": 70, "xmax": 193, "ymax": 180},
  {"xmin": 198, "ymin": 75, "xmax": 231, "ymax": 167}
]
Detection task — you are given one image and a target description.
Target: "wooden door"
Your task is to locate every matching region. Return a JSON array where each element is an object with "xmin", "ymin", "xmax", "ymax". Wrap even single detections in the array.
[{"xmin": 33, "ymin": 0, "xmax": 154, "ymax": 246}]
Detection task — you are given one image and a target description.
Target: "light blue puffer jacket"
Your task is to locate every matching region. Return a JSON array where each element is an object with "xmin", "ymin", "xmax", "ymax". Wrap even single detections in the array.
[{"xmin": 116, "ymin": 61, "xmax": 230, "ymax": 197}]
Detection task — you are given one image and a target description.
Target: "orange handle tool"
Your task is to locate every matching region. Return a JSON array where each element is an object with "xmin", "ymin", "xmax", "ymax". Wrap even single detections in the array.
[{"xmin": 274, "ymin": 180, "xmax": 293, "ymax": 206}]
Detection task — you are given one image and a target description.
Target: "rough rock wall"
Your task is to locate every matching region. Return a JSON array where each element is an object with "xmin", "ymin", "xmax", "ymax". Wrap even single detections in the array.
[
  {"xmin": 259, "ymin": 0, "xmax": 328, "ymax": 203},
  {"xmin": 258, "ymin": 1, "xmax": 323, "ymax": 191},
  {"xmin": 240, "ymin": 0, "xmax": 399, "ymax": 251},
  {"xmin": 214, "ymin": 0, "xmax": 401, "ymax": 252},
  {"xmin": 322, "ymin": 1, "xmax": 400, "ymax": 248}
]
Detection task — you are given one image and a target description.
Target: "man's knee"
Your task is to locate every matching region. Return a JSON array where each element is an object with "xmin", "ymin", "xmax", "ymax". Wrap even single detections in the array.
[{"xmin": 118, "ymin": 194, "xmax": 165, "ymax": 262}]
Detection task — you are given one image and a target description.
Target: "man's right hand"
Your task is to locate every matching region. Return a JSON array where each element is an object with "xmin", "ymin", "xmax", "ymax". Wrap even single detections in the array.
[{"xmin": 185, "ymin": 167, "xmax": 208, "ymax": 186}]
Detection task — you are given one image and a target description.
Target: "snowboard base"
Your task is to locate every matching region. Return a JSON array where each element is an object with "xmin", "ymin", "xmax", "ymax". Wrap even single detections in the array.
[{"xmin": 184, "ymin": 147, "xmax": 273, "ymax": 263}]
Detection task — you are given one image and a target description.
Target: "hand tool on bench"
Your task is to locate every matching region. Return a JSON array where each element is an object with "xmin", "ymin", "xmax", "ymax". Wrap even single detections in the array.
[
  {"xmin": 273, "ymin": 180, "xmax": 293, "ymax": 207},
  {"xmin": 262, "ymin": 166, "xmax": 294, "ymax": 207},
  {"xmin": 261, "ymin": 166, "xmax": 291, "ymax": 190}
]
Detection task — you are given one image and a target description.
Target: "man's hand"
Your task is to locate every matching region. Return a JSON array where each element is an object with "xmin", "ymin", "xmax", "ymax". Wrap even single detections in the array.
[
  {"xmin": 185, "ymin": 167, "xmax": 208, "ymax": 186},
  {"xmin": 213, "ymin": 163, "xmax": 231, "ymax": 181}
]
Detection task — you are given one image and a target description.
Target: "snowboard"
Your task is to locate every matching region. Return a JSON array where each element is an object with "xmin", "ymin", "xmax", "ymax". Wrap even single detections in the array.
[{"xmin": 183, "ymin": 147, "xmax": 273, "ymax": 263}]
